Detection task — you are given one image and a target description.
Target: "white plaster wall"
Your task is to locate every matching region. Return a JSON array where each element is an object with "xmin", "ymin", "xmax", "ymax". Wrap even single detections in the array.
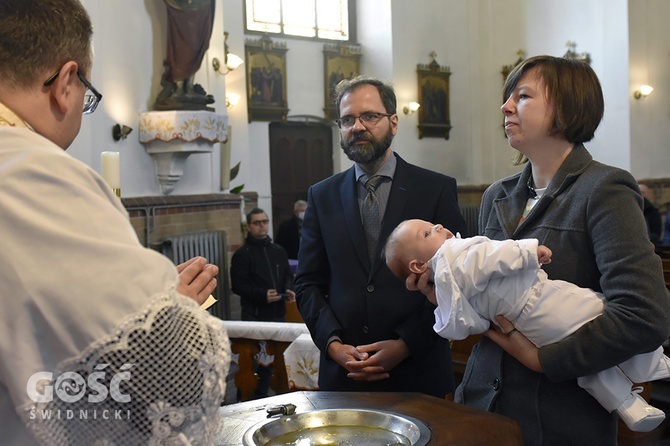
[
  {"xmin": 629, "ymin": 0, "xmax": 670, "ymax": 180},
  {"xmin": 516, "ymin": 0, "xmax": 630, "ymax": 170},
  {"xmin": 476, "ymin": 0, "xmax": 630, "ymax": 178},
  {"xmin": 597, "ymin": 0, "xmax": 631, "ymax": 170},
  {"xmin": 351, "ymin": 0, "xmax": 394, "ymax": 173},
  {"xmin": 71, "ymin": 0, "xmax": 230, "ymax": 197},
  {"xmin": 474, "ymin": 0, "xmax": 525, "ymax": 185},
  {"xmin": 387, "ymin": 0, "xmax": 630, "ymax": 185},
  {"xmin": 229, "ymin": 0, "xmax": 632, "ymax": 193},
  {"xmin": 63, "ymin": 0, "xmax": 668, "ymax": 201},
  {"xmin": 388, "ymin": 0, "xmax": 477, "ymax": 185},
  {"xmin": 219, "ymin": 0, "xmax": 249, "ymax": 197}
]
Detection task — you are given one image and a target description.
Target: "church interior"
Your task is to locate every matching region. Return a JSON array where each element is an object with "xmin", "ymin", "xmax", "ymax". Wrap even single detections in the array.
[{"xmin": 61, "ymin": 1, "xmax": 670, "ymax": 442}]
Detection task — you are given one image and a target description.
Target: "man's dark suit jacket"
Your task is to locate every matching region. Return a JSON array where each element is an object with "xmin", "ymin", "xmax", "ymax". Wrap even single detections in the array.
[{"xmin": 295, "ymin": 153, "xmax": 467, "ymax": 397}]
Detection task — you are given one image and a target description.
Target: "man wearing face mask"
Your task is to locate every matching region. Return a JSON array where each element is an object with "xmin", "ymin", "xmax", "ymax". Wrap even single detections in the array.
[
  {"xmin": 275, "ymin": 199, "xmax": 308, "ymax": 260},
  {"xmin": 295, "ymin": 76, "xmax": 467, "ymax": 396}
]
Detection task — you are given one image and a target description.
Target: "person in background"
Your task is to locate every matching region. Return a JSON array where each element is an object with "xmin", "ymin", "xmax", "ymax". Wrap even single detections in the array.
[
  {"xmin": 386, "ymin": 219, "xmax": 670, "ymax": 432},
  {"xmin": 295, "ymin": 76, "xmax": 467, "ymax": 397},
  {"xmin": 0, "ymin": 1, "xmax": 230, "ymax": 444},
  {"xmin": 230, "ymin": 207, "xmax": 296, "ymax": 398},
  {"xmin": 639, "ymin": 183, "xmax": 662, "ymax": 246},
  {"xmin": 408, "ymin": 55, "xmax": 670, "ymax": 444},
  {"xmin": 275, "ymin": 199, "xmax": 308, "ymax": 260}
]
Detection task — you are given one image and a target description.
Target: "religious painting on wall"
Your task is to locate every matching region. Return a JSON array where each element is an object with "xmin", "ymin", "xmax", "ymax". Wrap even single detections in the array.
[
  {"xmin": 417, "ymin": 52, "xmax": 452, "ymax": 139},
  {"xmin": 245, "ymin": 34, "xmax": 289, "ymax": 122},
  {"xmin": 323, "ymin": 43, "xmax": 362, "ymax": 120}
]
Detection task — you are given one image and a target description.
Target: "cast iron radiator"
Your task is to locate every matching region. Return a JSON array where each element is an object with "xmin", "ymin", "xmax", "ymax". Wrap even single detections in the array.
[
  {"xmin": 459, "ymin": 204, "xmax": 480, "ymax": 238},
  {"xmin": 158, "ymin": 231, "xmax": 230, "ymax": 320}
]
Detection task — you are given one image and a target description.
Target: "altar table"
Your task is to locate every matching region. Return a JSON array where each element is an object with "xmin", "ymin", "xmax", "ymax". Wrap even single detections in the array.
[{"xmin": 214, "ymin": 391, "xmax": 523, "ymax": 445}]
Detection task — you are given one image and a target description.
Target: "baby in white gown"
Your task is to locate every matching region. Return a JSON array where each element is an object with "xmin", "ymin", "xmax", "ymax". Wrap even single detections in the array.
[{"xmin": 384, "ymin": 218, "xmax": 670, "ymax": 432}]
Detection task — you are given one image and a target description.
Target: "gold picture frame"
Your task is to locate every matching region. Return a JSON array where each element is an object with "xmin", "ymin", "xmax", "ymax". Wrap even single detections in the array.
[
  {"xmin": 245, "ymin": 35, "xmax": 289, "ymax": 122},
  {"xmin": 417, "ymin": 53, "xmax": 452, "ymax": 139},
  {"xmin": 323, "ymin": 43, "xmax": 362, "ymax": 120}
]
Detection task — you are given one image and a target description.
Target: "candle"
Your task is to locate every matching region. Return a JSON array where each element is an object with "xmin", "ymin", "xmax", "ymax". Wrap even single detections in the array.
[{"xmin": 101, "ymin": 151, "xmax": 121, "ymax": 196}]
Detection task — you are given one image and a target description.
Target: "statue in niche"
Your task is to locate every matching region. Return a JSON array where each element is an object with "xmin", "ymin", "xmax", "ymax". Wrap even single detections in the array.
[{"xmin": 154, "ymin": 0, "xmax": 215, "ymax": 111}]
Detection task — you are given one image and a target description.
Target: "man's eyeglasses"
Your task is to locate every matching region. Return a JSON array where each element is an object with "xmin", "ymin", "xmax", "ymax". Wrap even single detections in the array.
[
  {"xmin": 249, "ymin": 219, "xmax": 270, "ymax": 226},
  {"xmin": 335, "ymin": 112, "xmax": 393, "ymax": 129},
  {"xmin": 43, "ymin": 68, "xmax": 103, "ymax": 115}
]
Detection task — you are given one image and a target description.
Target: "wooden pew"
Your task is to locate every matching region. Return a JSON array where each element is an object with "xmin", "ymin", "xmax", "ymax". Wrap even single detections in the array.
[
  {"xmin": 285, "ymin": 299, "xmax": 304, "ymax": 323},
  {"xmin": 230, "ymin": 338, "xmax": 293, "ymax": 401},
  {"xmin": 222, "ymin": 320, "xmax": 309, "ymax": 402}
]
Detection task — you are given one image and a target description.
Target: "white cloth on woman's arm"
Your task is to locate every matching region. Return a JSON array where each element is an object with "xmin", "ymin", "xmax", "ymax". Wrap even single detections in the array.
[
  {"xmin": 0, "ymin": 126, "xmax": 230, "ymax": 445},
  {"xmin": 428, "ymin": 236, "xmax": 540, "ymax": 340}
]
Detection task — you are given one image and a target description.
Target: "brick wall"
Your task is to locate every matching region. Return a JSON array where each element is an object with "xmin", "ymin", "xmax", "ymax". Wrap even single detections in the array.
[
  {"xmin": 121, "ymin": 192, "xmax": 258, "ymax": 320},
  {"xmin": 121, "ymin": 192, "xmax": 258, "ymax": 251}
]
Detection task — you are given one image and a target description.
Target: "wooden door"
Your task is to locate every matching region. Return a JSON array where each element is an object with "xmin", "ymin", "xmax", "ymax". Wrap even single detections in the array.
[{"xmin": 269, "ymin": 121, "xmax": 334, "ymax": 236}]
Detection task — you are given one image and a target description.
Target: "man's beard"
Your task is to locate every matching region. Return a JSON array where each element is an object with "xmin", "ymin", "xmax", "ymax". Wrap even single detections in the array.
[{"xmin": 340, "ymin": 126, "xmax": 394, "ymax": 165}]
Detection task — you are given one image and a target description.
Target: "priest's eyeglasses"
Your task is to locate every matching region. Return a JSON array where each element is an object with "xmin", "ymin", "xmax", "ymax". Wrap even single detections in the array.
[
  {"xmin": 43, "ymin": 68, "xmax": 103, "ymax": 115},
  {"xmin": 335, "ymin": 112, "xmax": 393, "ymax": 129}
]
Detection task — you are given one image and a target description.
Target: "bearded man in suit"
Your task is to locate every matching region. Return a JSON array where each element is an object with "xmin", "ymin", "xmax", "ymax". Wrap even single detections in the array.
[{"xmin": 295, "ymin": 76, "xmax": 467, "ymax": 396}]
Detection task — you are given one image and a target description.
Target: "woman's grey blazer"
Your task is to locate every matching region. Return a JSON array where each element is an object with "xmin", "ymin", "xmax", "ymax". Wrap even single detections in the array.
[{"xmin": 456, "ymin": 144, "xmax": 670, "ymax": 445}]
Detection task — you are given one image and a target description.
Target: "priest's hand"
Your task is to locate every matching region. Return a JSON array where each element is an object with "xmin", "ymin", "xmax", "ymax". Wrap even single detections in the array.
[{"xmin": 177, "ymin": 256, "xmax": 218, "ymax": 305}]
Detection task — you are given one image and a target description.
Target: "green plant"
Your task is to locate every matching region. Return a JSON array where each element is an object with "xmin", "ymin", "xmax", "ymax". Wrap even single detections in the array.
[{"xmin": 229, "ymin": 161, "xmax": 244, "ymax": 194}]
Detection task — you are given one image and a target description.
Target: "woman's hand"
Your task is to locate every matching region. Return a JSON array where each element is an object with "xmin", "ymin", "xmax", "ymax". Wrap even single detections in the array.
[
  {"xmin": 537, "ymin": 245, "xmax": 553, "ymax": 265},
  {"xmin": 405, "ymin": 271, "xmax": 437, "ymax": 305},
  {"xmin": 485, "ymin": 315, "xmax": 543, "ymax": 373},
  {"xmin": 177, "ymin": 257, "xmax": 218, "ymax": 305}
]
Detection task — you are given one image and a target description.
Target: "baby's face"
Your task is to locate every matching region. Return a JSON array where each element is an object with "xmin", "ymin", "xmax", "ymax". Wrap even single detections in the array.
[{"xmin": 401, "ymin": 219, "xmax": 454, "ymax": 262}]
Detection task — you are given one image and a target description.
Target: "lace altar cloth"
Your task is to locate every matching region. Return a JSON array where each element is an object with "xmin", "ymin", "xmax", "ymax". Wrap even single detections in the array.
[{"xmin": 23, "ymin": 289, "xmax": 231, "ymax": 446}]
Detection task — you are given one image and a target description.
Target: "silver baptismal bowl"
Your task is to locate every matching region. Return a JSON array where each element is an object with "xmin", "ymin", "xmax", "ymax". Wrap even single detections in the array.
[{"xmin": 242, "ymin": 408, "xmax": 431, "ymax": 446}]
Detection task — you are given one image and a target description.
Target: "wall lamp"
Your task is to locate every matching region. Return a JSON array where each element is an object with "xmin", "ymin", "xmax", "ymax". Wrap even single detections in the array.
[
  {"xmin": 226, "ymin": 93, "xmax": 241, "ymax": 109},
  {"xmin": 634, "ymin": 85, "xmax": 654, "ymax": 100},
  {"xmin": 112, "ymin": 124, "xmax": 132, "ymax": 141},
  {"xmin": 212, "ymin": 31, "xmax": 244, "ymax": 75},
  {"xmin": 403, "ymin": 101, "xmax": 420, "ymax": 115}
]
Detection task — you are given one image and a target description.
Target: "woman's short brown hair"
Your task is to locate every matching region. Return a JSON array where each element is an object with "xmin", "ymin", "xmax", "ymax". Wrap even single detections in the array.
[{"xmin": 504, "ymin": 55, "xmax": 604, "ymax": 162}]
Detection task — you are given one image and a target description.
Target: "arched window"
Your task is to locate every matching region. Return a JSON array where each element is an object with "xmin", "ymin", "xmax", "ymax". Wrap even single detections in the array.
[{"xmin": 244, "ymin": 0, "xmax": 353, "ymax": 41}]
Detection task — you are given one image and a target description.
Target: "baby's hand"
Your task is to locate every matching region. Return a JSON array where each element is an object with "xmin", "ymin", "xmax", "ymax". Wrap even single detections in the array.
[{"xmin": 538, "ymin": 245, "xmax": 552, "ymax": 265}]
